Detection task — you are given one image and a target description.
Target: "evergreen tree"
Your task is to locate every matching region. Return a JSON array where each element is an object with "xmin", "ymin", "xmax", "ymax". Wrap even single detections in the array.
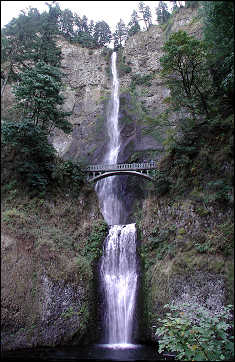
[
  {"xmin": 1, "ymin": 2, "xmax": 61, "ymax": 94},
  {"xmin": 2, "ymin": 61, "xmax": 72, "ymax": 191},
  {"xmin": 93, "ymin": 21, "xmax": 112, "ymax": 47},
  {"xmin": 200, "ymin": 1, "xmax": 234, "ymax": 102},
  {"xmin": 88, "ymin": 20, "xmax": 95, "ymax": 36},
  {"xmin": 12, "ymin": 62, "xmax": 72, "ymax": 134},
  {"xmin": 33, "ymin": 3, "xmax": 62, "ymax": 66},
  {"xmin": 81, "ymin": 15, "xmax": 89, "ymax": 33},
  {"xmin": 127, "ymin": 10, "xmax": 141, "ymax": 37},
  {"xmin": 156, "ymin": 1, "xmax": 170, "ymax": 24},
  {"xmin": 58, "ymin": 8, "xmax": 74, "ymax": 40},
  {"xmin": 144, "ymin": 5, "xmax": 153, "ymax": 29},
  {"xmin": 138, "ymin": 1, "xmax": 152, "ymax": 30},
  {"xmin": 185, "ymin": 1, "xmax": 200, "ymax": 9},
  {"xmin": 72, "ymin": 13, "xmax": 95, "ymax": 47},
  {"xmin": 113, "ymin": 19, "xmax": 128, "ymax": 49},
  {"xmin": 1, "ymin": 7, "xmax": 42, "ymax": 84},
  {"xmin": 169, "ymin": 1, "xmax": 178, "ymax": 12}
]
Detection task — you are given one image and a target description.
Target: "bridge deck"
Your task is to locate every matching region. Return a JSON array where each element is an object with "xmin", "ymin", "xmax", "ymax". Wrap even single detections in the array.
[{"xmin": 85, "ymin": 161, "xmax": 157, "ymax": 172}]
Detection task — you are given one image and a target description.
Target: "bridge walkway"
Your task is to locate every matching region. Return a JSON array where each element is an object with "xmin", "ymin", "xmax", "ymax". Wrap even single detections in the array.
[{"xmin": 84, "ymin": 161, "xmax": 157, "ymax": 182}]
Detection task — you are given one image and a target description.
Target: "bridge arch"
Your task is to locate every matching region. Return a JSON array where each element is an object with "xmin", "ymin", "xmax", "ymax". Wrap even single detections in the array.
[
  {"xmin": 84, "ymin": 162, "xmax": 157, "ymax": 183},
  {"xmin": 88, "ymin": 170, "xmax": 154, "ymax": 183}
]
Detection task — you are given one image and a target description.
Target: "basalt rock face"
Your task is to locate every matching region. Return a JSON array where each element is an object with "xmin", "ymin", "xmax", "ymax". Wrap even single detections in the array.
[
  {"xmin": 117, "ymin": 6, "xmax": 202, "ymax": 163},
  {"xmin": 49, "ymin": 42, "xmax": 112, "ymax": 164},
  {"xmin": 1, "ymin": 189, "xmax": 105, "ymax": 351},
  {"xmin": 1, "ymin": 7, "xmax": 201, "ymax": 166},
  {"xmin": 138, "ymin": 194, "xmax": 234, "ymax": 342}
]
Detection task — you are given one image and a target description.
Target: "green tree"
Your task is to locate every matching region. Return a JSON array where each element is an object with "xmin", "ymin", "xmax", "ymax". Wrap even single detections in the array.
[
  {"xmin": 160, "ymin": 30, "xmax": 211, "ymax": 118},
  {"xmin": 72, "ymin": 14, "xmax": 95, "ymax": 47},
  {"xmin": 156, "ymin": 1, "xmax": 170, "ymax": 24},
  {"xmin": 1, "ymin": 7, "xmax": 42, "ymax": 92},
  {"xmin": 58, "ymin": 8, "xmax": 74, "ymax": 40},
  {"xmin": 2, "ymin": 61, "xmax": 72, "ymax": 191},
  {"xmin": 113, "ymin": 19, "xmax": 128, "ymax": 49},
  {"xmin": 185, "ymin": 1, "xmax": 200, "ymax": 9},
  {"xmin": 93, "ymin": 20, "xmax": 112, "ymax": 47},
  {"xmin": 1, "ymin": 2, "xmax": 62, "ymax": 94},
  {"xmin": 33, "ymin": 4, "xmax": 62, "ymax": 66},
  {"xmin": 127, "ymin": 10, "xmax": 141, "ymax": 37},
  {"xmin": 88, "ymin": 19, "xmax": 95, "ymax": 36},
  {"xmin": 138, "ymin": 1, "xmax": 152, "ymax": 30},
  {"xmin": 200, "ymin": 1, "xmax": 234, "ymax": 102},
  {"xmin": 12, "ymin": 62, "xmax": 72, "ymax": 134},
  {"xmin": 169, "ymin": 0, "xmax": 178, "ymax": 12},
  {"xmin": 2, "ymin": 119, "xmax": 56, "ymax": 191}
]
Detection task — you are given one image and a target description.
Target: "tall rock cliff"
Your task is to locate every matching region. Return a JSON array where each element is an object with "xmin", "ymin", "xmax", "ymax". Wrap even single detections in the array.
[
  {"xmin": 52, "ymin": 6, "xmax": 202, "ymax": 165},
  {"xmin": 1, "ymin": 6, "xmax": 201, "ymax": 166}
]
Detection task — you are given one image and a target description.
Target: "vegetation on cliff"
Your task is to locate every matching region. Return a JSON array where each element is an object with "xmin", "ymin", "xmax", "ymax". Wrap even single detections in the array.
[
  {"xmin": 148, "ymin": 1, "xmax": 233, "ymax": 207},
  {"xmin": 156, "ymin": 303, "xmax": 234, "ymax": 360},
  {"xmin": 134, "ymin": 2, "xmax": 234, "ymax": 358}
]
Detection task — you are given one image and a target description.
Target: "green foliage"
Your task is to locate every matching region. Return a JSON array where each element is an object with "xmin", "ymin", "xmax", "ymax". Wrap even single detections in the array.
[
  {"xmin": 206, "ymin": 179, "xmax": 232, "ymax": 203},
  {"xmin": 156, "ymin": 1, "xmax": 170, "ymax": 25},
  {"xmin": 113, "ymin": 19, "xmax": 128, "ymax": 50},
  {"xmin": 79, "ymin": 220, "xmax": 108, "ymax": 263},
  {"xmin": 61, "ymin": 306, "xmax": 78, "ymax": 319},
  {"xmin": 160, "ymin": 30, "xmax": 211, "ymax": 117},
  {"xmin": 155, "ymin": 303, "xmax": 234, "ymax": 361},
  {"xmin": 148, "ymin": 23, "xmax": 233, "ymax": 202},
  {"xmin": 60, "ymin": 304, "xmax": 89, "ymax": 324},
  {"xmin": 200, "ymin": 1, "xmax": 234, "ymax": 98},
  {"xmin": 130, "ymin": 73, "xmax": 154, "ymax": 90},
  {"xmin": 2, "ymin": 120, "xmax": 56, "ymax": 192},
  {"xmin": 138, "ymin": 1, "xmax": 152, "ymax": 30},
  {"xmin": 1, "ymin": 3, "xmax": 62, "ymax": 88},
  {"xmin": 141, "ymin": 225, "xmax": 177, "ymax": 267},
  {"xmin": 185, "ymin": 1, "xmax": 200, "ymax": 9},
  {"xmin": 51, "ymin": 159, "xmax": 85, "ymax": 195},
  {"xmin": 12, "ymin": 62, "xmax": 72, "ymax": 134},
  {"xmin": 119, "ymin": 63, "xmax": 132, "ymax": 74},
  {"xmin": 2, "ymin": 57, "xmax": 73, "ymax": 193},
  {"xmin": 93, "ymin": 21, "xmax": 112, "ymax": 47},
  {"xmin": 127, "ymin": 10, "xmax": 141, "ymax": 36},
  {"xmin": 151, "ymin": 169, "xmax": 170, "ymax": 196}
]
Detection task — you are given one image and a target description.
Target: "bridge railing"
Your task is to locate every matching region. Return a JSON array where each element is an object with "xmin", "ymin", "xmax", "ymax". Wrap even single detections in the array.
[{"xmin": 85, "ymin": 161, "xmax": 157, "ymax": 172}]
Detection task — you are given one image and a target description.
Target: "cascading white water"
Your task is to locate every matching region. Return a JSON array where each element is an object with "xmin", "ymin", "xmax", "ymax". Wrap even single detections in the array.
[
  {"xmin": 95, "ymin": 52, "xmax": 138, "ymax": 346},
  {"xmin": 100, "ymin": 224, "xmax": 138, "ymax": 345},
  {"xmin": 95, "ymin": 52, "xmax": 122, "ymax": 225}
]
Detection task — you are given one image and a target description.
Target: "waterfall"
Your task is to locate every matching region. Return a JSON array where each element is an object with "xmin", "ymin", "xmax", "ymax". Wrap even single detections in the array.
[
  {"xmin": 100, "ymin": 224, "xmax": 138, "ymax": 345},
  {"xmin": 96, "ymin": 52, "xmax": 139, "ymax": 346},
  {"xmin": 95, "ymin": 52, "xmax": 122, "ymax": 226}
]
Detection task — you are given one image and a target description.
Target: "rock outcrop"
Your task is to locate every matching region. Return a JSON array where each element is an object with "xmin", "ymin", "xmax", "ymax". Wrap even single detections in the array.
[{"xmin": 1, "ymin": 188, "xmax": 106, "ymax": 351}]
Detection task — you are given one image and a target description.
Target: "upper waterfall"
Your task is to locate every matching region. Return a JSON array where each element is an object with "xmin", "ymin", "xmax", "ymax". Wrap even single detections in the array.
[
  {"xmin": 106, "ymin": 52, "xmax": 120, "ymax": 165},
  {"xmin": 95, "ymin": 52, "xmax": 122, "ymax": 225}
]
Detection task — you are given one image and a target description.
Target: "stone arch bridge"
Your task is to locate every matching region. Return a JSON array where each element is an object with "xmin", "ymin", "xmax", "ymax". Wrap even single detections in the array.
[{"xmin": 84, "ymin": 162, "xmax": 157, "ymax": 183}]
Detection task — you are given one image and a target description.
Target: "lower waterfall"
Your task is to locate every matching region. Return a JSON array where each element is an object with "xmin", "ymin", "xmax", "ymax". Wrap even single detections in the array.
[{"xmin": 100, "ymin": 224, "xmax": 138, "ymax": 346}]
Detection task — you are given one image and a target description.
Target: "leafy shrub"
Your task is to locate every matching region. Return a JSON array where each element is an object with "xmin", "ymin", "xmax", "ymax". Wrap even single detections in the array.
[
  {"xmin": 206, "ymin": 179, "xmax": 232, "ymax": 203},
  {"xmin": 2, "ymin": 120, "xmax": 56, "ymax": 192},
  {"xmin": 80, "ymin": 220, "xmax": 108, "ymax": 263},
  {"xmin": 151, "ymin": 169, "xmax": 170, "ymax": 196},
  {"xmin": 52, "ymin": 159, "xmax": 85, "ymax": 195},
  {"xmin": 130, "ymin": 73, "xmax": 153, "ymax": 90},
  {"xmin": 119, "ymin": 63, "xmax": 132, "ymax": 74},
  {"xmin": 155, "ymin": 303, "xmax": 234, "ymax": 361}
]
